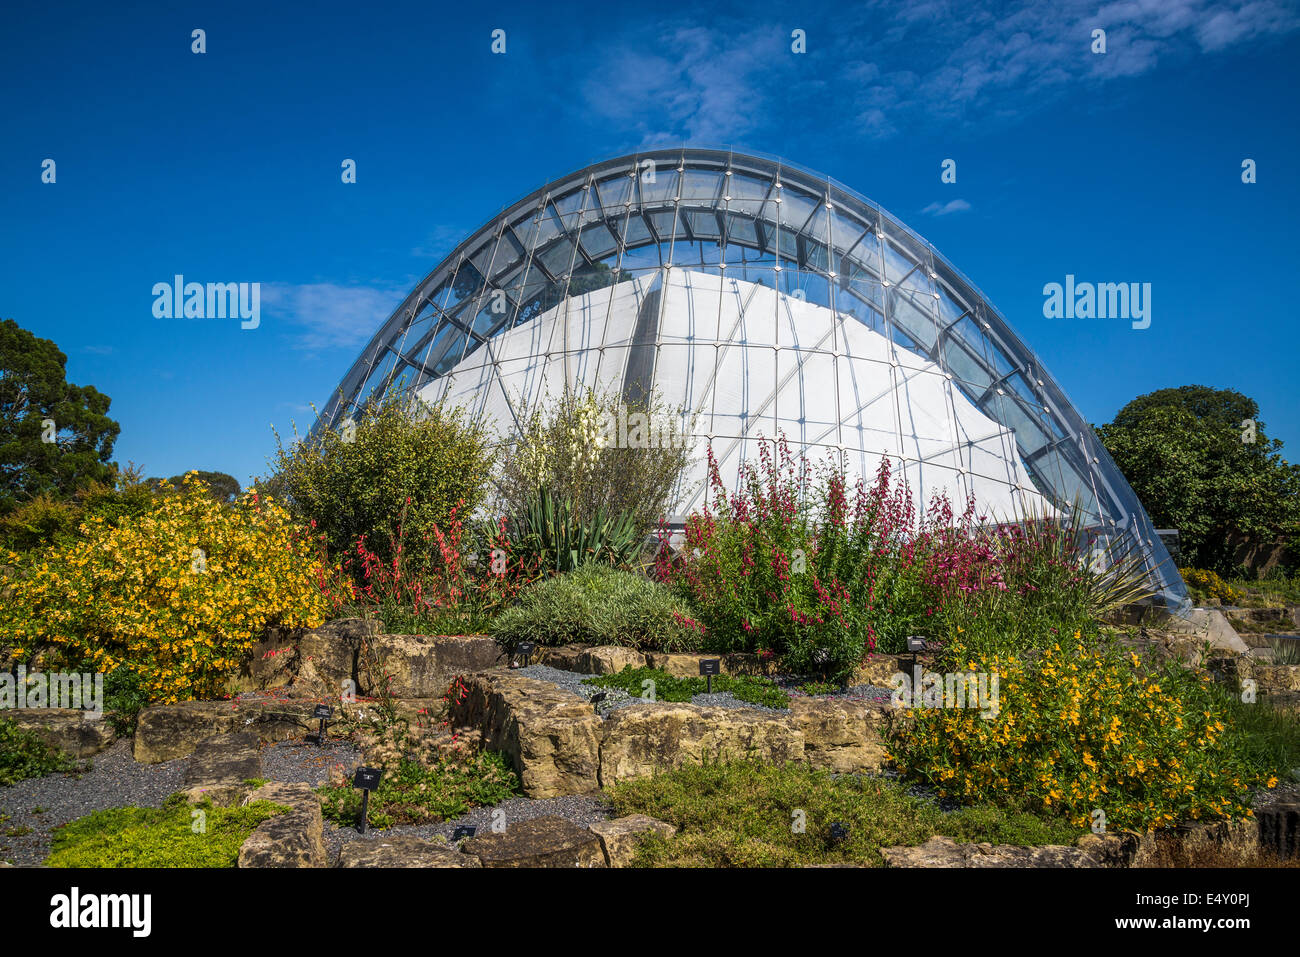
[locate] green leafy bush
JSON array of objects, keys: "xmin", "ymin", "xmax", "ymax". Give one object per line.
[
  {"xmin": 45, "ymin": 796, "xmax": 287, "ymax": 867},
  {"xmin": 491, "ymin": 563, "xmax": 703, "ymax": 654},
  {"xmin": 607, "ymin": 761, "xmax": 1083, "ymax": 867},
  {"xmin": 265, "ymin": 391, "xmax": 494, "ymax": 566},
  {"xmin": 0, "ymin": 717, "xmax": 78, "ymax": 785},
  {"xmin": 317, "ymin": 752, "xmax": 520, "ymax": 829},
  {"xmin": 583, "ymin": 666, "xmax": 789, "ymax": 709}
]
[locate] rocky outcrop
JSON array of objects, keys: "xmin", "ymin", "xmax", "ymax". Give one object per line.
[
  {"xmin": 337, "ymin": 835, "xmax": 481, "ymax": 868},
  {"xmin": 238, "ymin": 782, "xmax": 326, "ymax": 868},
  {"xmin": 578, "ymin": 646, "xmax": 646, "ymax": 675},
  {"xmin": 358, "ymin": 634, "xmax": 503, "ymax": 698},
  {"xmin": 134, "ymin": 699, "xmax": 321, "ymax": 763},
  {"xmin": 589, "ymin": 814, "xmax": 676, "ymax": 867},
  {"xmin": 2, "ymin": 708, "xmax": 116, "ymax": 758},
  {"xmin": 599, "ymin": 702, "xmax": 803, "ymax": 786},
  {"xmin": 449, "ymin": 672, "xmax": 603, "ymax": 798},
  {"xmin": 229, "ymin": 618, "xmax": 378, "ymax": 697},
  {"xmin": 881, "ymin": 835, "xmax": 1099, "ymax": 868},
  {"xmin": 461, "ymin": 816, "xmax": 606, "ymax": 868},
  {"xmin": 180, "ymin": 732, "xmax": 263, "ymax": 807},
  {"xmin": 788, "ymin": 697, "xmax": 891, "ymax": 773}
]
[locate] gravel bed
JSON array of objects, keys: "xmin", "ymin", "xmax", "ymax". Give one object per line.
[
  {"xmin": 323, "ymin": 793, "xmax": 614, "ymax": 863},
  {"xmin": 0, "ymin": 740, "xmax": 188, "ymax": 867},
  {"xmin": 516, "ymin": 663, "xmax": 894, "ymax": 714},
  {"xmin": 259, "ymin": 737, "xmax": 361, "ymax": 788}
]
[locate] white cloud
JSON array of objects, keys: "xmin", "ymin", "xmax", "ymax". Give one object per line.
[
  {"xmin": 922, "ymin": 199, "xmax": 973, "ymax": 216},
  {"xmin": 262, "ymin": 281, "xmax": 408, "ymax": 352}
]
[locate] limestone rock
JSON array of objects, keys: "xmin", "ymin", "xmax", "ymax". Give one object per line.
[
  {"xmin": 461, "ymin": 816, "xmax": 605, "ymax": 868},
  {"xmin": 880, "ymin": 835, "xmax": 1098, "ymax": 868},
  {"xmin": 337, "ymin": 835, "xmax": 481, "ymax": 868},
  {"xmin": 534, "ymin": 645, "xmax": 589, "ymax": 671},
  {"xmin": 1075, "ymin": 831, "xmax": 1142, "ymax": 867},
  {"xmin": 134, "ymin": 699, "xmax": 320, "ymax": 763},
  {"xmin": 359, "ymin": 634, "xmax": 503, "ymax": 698},
  {"xmin": 578, "ymin": 646, "xmax": 646, "ymax": 675},
  {"xmin": 599, "ymin": 702, "xmax": 803, "ymax": 786},
  {"xmin": 238, "ymin": 782, "xmax": 326, "ymax": 868},
  {"xmin": 589, "ymin": 814, "xmax": 676, "ymax": 867},
  {"xmin": 852, "ymin": 654, "xmax": 912, "ymax": 688},
  {"xmin": 1256, "ymin": 785, "xmax": 1300, "ymax": 860},
  {"xmin": 1254, "ymin": 664, "xmax": 1300, "ymax": 693},
  {"xmin": 2, "ymin": 708, "xmax": 115, "ymax": 758},
  {"xmin": 449, "ymin": 671, "xmax": 602, "ymax": 798},
  {"xmin": 788, "ymin": 697, "xmax": 890, "ymax": 773},
  {"xmin": 180, "ymin": 732, "xmax": 263, "ymax": 807}
]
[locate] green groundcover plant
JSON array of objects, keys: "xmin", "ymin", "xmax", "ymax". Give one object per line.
[
  {"xmin": 607, "ymin": 760, "xmax": 1084, "ymax": 867},
  {"xmin": 45, "ymin": 796, "xmax": 288, "ymax": 867},
  {"xmin": 317, "ymin": 751, "xmax": 520, "ymax": 830},
  {"xmin": 491, "ymin": 562, "xmax": 703, "ymax": 655},
  {"xmin": 583, "ymin": 666, "xmax": 790, "ymax": 710},
  {"xmin": 0, "ymin": 717, "xmax": 79, "ymax": 785}
]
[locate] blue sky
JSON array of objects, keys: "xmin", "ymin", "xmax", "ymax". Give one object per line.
[{"xmin": 2, "ymin": 0, "xmax": 1297, "ymax": 487}]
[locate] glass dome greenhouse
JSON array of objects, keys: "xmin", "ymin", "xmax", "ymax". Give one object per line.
[{"xmin": 313, "ymin": 147, "xmax": 1187, "ymax": 610}]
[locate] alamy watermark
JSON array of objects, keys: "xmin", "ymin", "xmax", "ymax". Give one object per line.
[
  {"xmin": 1, "ymin": 666, "xmax": 104, "ymax": 714},
  {"xmin": 152, "ymin": 275, "xmax": 260, "ymax": 329},
  {"xmin": 889, "ymin": 665, "xmax": 1000, "ymax": 719},
  {"xmin": 1042, "ymin": 275, "xmax": 1151, "ymax": 330},
  {"xmin": 597, "ymin": 404, "xmax": 689, "ymax": 449}
]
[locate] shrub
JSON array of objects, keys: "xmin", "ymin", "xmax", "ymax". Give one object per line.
[
  {"xmin": 0, "ymin": 474, "xmax": 332, "ymax": 703},
  {"xmin": 0, "ymin": 480, "xmax": 156, "ymax": 556},
  {"xmin": 491, "ymin": 563, "xmax": 703, "ymax": 654},
  {"xmin": 659, "ymin": 437, "xmax": 1153, "ymax": 676},
  {"xmin": 1180, "ymin": 567, "xmax": 1242, "ymax": 605},
  {"xmin": 607, "ymin": 761, "xmax": 1083, "ymax": 867},
  {"xmin": 0, "ymin": 717, "xmax": 78, "ymax": 785},
  {"xmin": 583, "ymin": 666, "xmax": 790, "ymax": 709},
  {"xmin": 317, "ymin": 501, "xmax": 542, "ymax": 636},
  {"xmin": 494, "ymin": 385, "xmax": 693, "ymax": 538},
  {"xmin": 45, "ymin": 796, "xmax": 287, "ymax": 867},
  {"xmin": 266, "ymin": 391, "xmax": 494, "ymax": 567},
  {"xmin": 887, "ymin": 640, "xmax": 1278, "ymax": 831}
]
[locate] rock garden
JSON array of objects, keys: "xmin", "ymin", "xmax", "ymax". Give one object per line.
[{"xmin": 3, "ymin": 386, "xmax": 1300, "ymax": 868}]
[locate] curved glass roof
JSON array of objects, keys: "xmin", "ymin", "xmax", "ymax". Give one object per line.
[{"xmin": 314, "ymin": 147, "xmax": 1187, "ymax": 609}]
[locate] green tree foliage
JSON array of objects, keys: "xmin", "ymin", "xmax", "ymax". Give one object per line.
[
  {"xmin": 0, "ymin": 319, "xmax": 120, "ymax": 513},
  {"xmin": 265, "ymin": 391, "xmax": 494, "ymax": 565},
  {"xmin": 151, "ymin": 470, "xmax": 241, "ymax": 503},
  {"xmin": 1097, "ymin": 385, "xmax": 1300, "ymax": 571}
]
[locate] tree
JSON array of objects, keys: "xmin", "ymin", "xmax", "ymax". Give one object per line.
[
  {"xmin": 264, "ymin": 392, "xmax": 495, "ymax": 564},
  {"xmin": 150, "ymin": 471, "xmax": 241, "ymax": 504},
  {"xmin": 1097, "ymin": 385, "xmax": 1300, "ymax": 571},
  {"xmin": 0, "ymin": 319, "xmax": 120, "ymax": 513}
]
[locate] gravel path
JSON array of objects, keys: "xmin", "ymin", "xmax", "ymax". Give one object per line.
[{"xmin": 0, "ymin": 741, "xmax": 188, "ymax": 867}]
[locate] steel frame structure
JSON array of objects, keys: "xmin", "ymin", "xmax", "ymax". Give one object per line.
[{"xmin": 313, "ymin": 147, "xmax": 1188, "ymax": 609}]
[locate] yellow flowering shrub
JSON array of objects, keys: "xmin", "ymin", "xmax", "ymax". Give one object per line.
[
  {"xmin": 888, "ymin": 641, "xmax": 1275, "ymax": 831},
  {"xmin": 1179, "ymin": 567, "xmax": 1242, "ymax": 605},
  {"xmin": 0, "ymin": 475, "xmax": 331, "ymax": 703}
]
